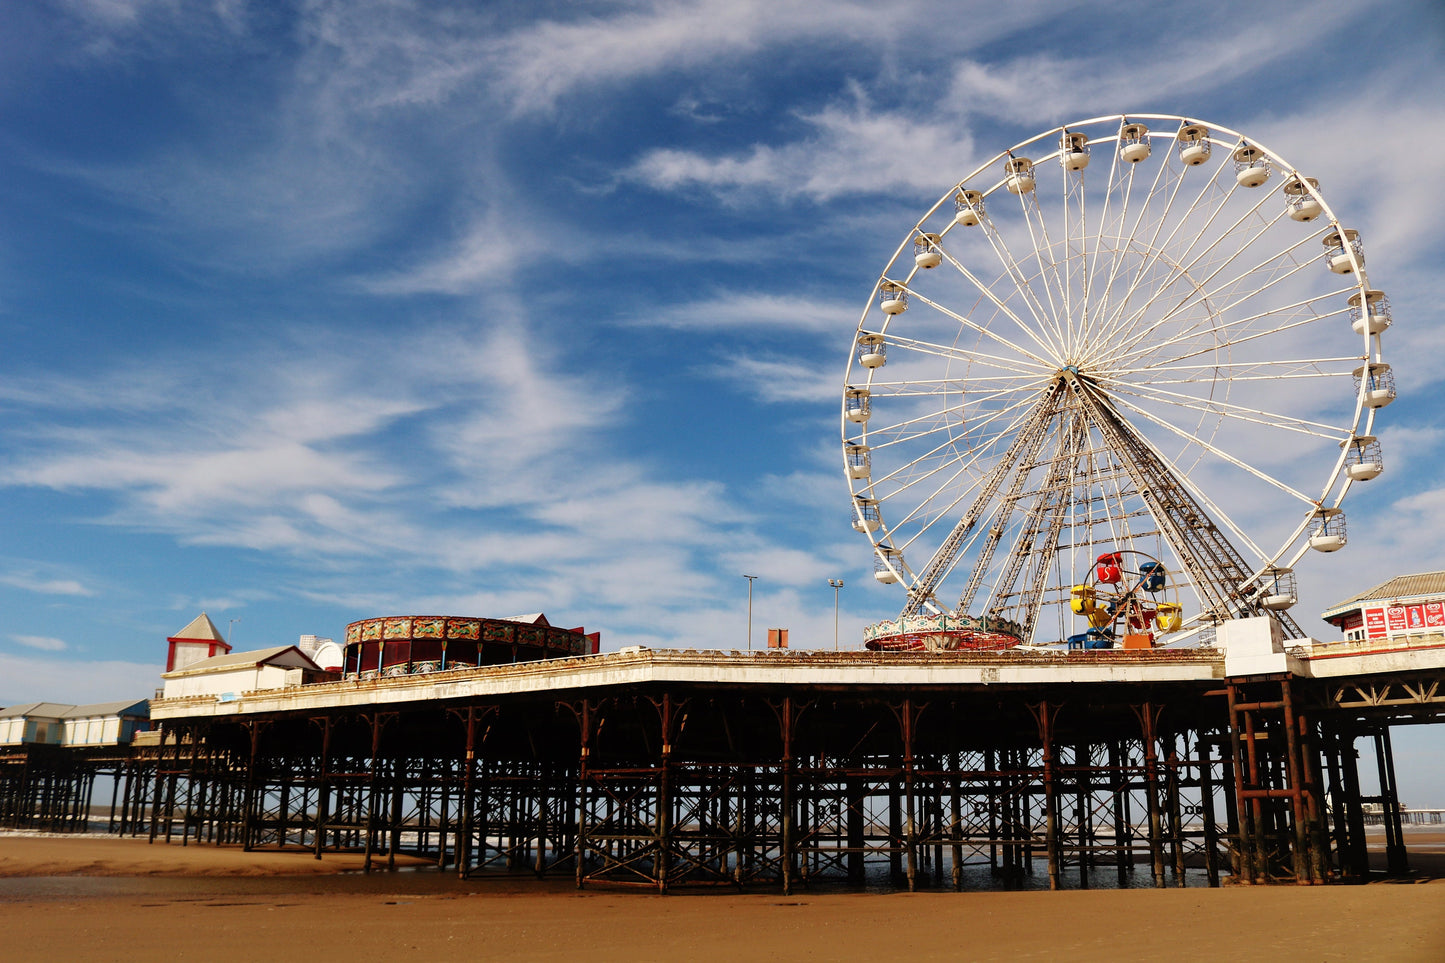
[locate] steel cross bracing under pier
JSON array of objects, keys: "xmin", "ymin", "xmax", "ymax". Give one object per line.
[
  {"xmin": 124, "ymin": 688, "xmax": 1232, "ymax": 892},
  {"xmin": 0, "ymin": 647, "xmax": 1410, "ymax": 891}
]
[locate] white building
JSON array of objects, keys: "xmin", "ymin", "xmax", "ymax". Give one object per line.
[
  {"xmin": 166, "ymin": 612, "xmax": 233, "ymax": 672},
  {"xmin": 160, "ymin": 646, "xmax": 329, "ymax": 700},
  {"xmin": 297, "ymin": 634, "xmax": 343, "ymax": 672},
  {"xmin": 0, "ymin": 700, "xmax": 150, "ymax": 747}
]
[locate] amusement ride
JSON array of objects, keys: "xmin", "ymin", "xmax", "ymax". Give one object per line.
[{"xmin": 843, "ymin": 114, "xmax": 1394, "ymax": 652}]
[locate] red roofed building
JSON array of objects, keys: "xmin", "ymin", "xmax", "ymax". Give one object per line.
[
  {"xmin": 1321, "ymin": 571, "xmax": 1445, "ymax": 643},
  {"xmin": 165, "ymin": 612, "xmax": 233, "ymax": 673}
]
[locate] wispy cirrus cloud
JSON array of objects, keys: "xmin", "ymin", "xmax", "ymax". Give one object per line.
[
  {"xmin": 640, "ymin": 292, "xmax": 857, "ymax": 332},
  {"xmin": 0, "ymin": 342, "xmax": 426, "ymax": 555},
  {"xmin": 627, "ymin": 90, "xmax": 982, "ymax": 201},
  {"xmin": 711, "ymin": 355, "xmax": 840, "ymax": 405},
  {"xmin": 483, "ymin": 0, "xmax": 890, "ymax": 116},
  {"xmin": 0, "ymin": 315, "xmax": 804, "ymax": 643},
  {"xmin": 0, "ymin": 572, "xmax": 93, "ymax": 596},
  {"xmin": 622, "ymin": 3, "xmax": 1400, "ymax": 206},
  {"xmin": 944, "ymin": 4, "xmax": 1357, "ymax": 127},
  {"xmin": 11, "ymin": 634, "xmax": 68, "ymax": 651}
]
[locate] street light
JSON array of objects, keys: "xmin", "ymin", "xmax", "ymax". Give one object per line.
[
  {"xmin": 743, "ymin": 575, "xmax": 758, "ymax": 650},
  {"xmin": 228, "ymin": 617, "xmax": 241, "ymax": 646},
  {"xmin": 828, "ymin": 579, "xmax": 844, "ymax": 651}
]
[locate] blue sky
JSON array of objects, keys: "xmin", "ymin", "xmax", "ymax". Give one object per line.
[{"xmin": 2, "ymin": 0, "xmax": 1443, "ymax": 796}]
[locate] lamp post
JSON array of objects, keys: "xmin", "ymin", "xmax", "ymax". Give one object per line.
[
  {"xmin": 228, "ymin": 617, "xmax": 241, "ymax": 646},
  {"xmin": 828, "ymin": 579, "xmax": 844, "ymax": 651},
  {"xmin": 743, "ymin": 575, "xmax": 758, "ymax": 650}
]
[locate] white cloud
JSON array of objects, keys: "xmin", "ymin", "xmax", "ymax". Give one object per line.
[
  {"xmin": 629, "ymin": 90, "xmax": 982, "ymax": 201},
  {"xmin": 192, "ymin": 595, "xmax": 256, "ymax": 613},
  {"xmin": 943, "ymin": 6, "xmax": 1368, "ymax": 127},
  {"xmin": 641, "ymin": 292, "xmax": 857, "ymax": 332},
  {"xmin": 483, "ymin": 1, "xmax": 888, "ymax": 116},
  {"xmin": 0, "ymin": 345, "xmax": 427, "ymax": 555},
  {"xmin": 10, "ymin": 634, "xmax": 68, "ymax": 652},
  {"xmin": 714, "ymin": 355, "xmax": 840, "ymax": 405},
  {"xmin": 49, "ymin": 0, "xmax": 251, "ymax": 62},
  {"xmin": 6, "ymin": 0, "xmax": 1436, "ymax": 667},
  {"xmin": 425, "ymin": 323, "xmax": 622, "ymax": 486},
  {"xmin": 0, "ymin": 314, "xmax": 829, "ymax": 650},
  {"xmin": 0, "ymin": 653, "xmax": 159, "ymax": 705},
  {"xmin": 623, "ymin": 4, "xmax": 1406, "ymax": 208},
  {"xmin": 0, "ymin": 573, "xmax": 93, "ymax": 596}
]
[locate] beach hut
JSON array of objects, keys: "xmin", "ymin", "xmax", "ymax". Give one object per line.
[
  {"xmin": 0, "ymin": 703, "xmax": 71, "ymax": 746},
  {"xmin": 60, "ymin": 701, "xmax": 150, "ymax": 746}
]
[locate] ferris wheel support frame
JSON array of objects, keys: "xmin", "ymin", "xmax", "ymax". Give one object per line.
[
  {"xmin": 983, "ymin": 411, "xmax": 1091, "ymax": 637},
  {"xmin": 1071, "ymin": 372, "xmax": 1306, "ymax": 638},
  {"xmin": 901, "ymin": 381, "xmax": 1067, "ymax": 618}
]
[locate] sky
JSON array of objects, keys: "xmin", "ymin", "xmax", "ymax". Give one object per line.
[{"xmin": 1, "ymin": 1, "xmax": 1443, "ymax": 796}]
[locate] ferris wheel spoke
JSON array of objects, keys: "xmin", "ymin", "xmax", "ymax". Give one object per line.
[
  {"xmin": 1102, "ymin": 389, "xmax": 1320, "ymax": 505},
  {"xmin": 867, "ymin": 381, "xmax": 1033, "ymax": 434},
  {"xmin": 1188, "ymin": 227, "xmax": 1326, "ymax": 320},
  {"xmin": 1091, "ymin": 141, "xmax": 1235, "ymax": 349},
  {"xmin": 1084, "ymin": 133, "xmax": 1176, "ymax": 350},
  {"xmin": 1101, "ymin": 224, "xmax": 1327, "ymax": 368},
  {"xmin": 1155, "ymin": 142, "xmax": 1263, "ymax": 272},
  {"xmin": 1024, "ymin": 170, "xmax": 1079, "ymax": 333},
  {"xmin": 980, "ymin": 410, "xmax": 1091, "ymax": 633},
  {"xmin": 871, "ymin": 372, "xmax": 1052, "ymax": 388},
  {"xmin": 1107, "ymin": 294, "xmax": 1352, "ymax": 375},
  {"xmin": 1097, "ymin": 198, "xmax": 1283, "ymax": 356},
  {"xmin": 897, "ymin": 385, "xmax": 1066, "ymax": 616},
  {"xmin": 954, "ymin": 419, "xmax": 1067, "ymax": 613},
  {"xmin": 1108, "ymin": 379, "xmax": 1353, "ymax": 444},
  {"xmin": 928, "ymin": 249, "xmax": 1064, "ymax": 364},
  {"xmin": 1139, "ymin": 371, "xmax": 1351, "ymax": 386},
  {"xmin": 1080, "ymin": 135, "xmax": 1128, "ymax": 355},
  {"xmin": 972, "ymin": 216, "xmax": 1069, "ymax": 360},
  {"xmin": 865, "ymin": 374, "xmax": 1056, "ymax": 393},
  {"xmin": 1198, "ymin": 236, "xmax": 1338, "ymax": 319},
  {"xmin": 880, "ymin": 325, "xmax": 1054, "ymax": 378},
  {"xmin": 1126, "ymin": 356, "xmax": 1362, "ymax": 384},
  {"xmin": 867, "ymin": 396, "xmax": 1041, "ymax": 497},
  {"xmin": 1077, "ymin": 382, "xmax": 1281, "ymax": 616},
  {"xmin": 1092, "ymin": 130, "xmax": 1197, "ymax": 338},
  {"xmin": 855, "ymin": 396, "xmax": 1040, "ymax": 477},
  {"xmin": 1012, "ymin": 191, "xmax": 1071, "ymax": 349},
  {"xmin": 1093, "ymin": 437, "xmax": 1134, "ymax": 549}
]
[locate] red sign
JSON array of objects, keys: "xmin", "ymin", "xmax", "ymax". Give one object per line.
[
  {"xmin": 1428, "ymin": 602, "xmax": 1445, "ymax": 628},
  {"xmin": 1387, "ymin": 605, "xmax": 1409, "ymax": 632},
  {"xmin": 1365, "ymin": 608, "xmax": 1388, "ymax": 638},
  {"xmin": 1341, "ymin": 611, "xmax": 1363, "ymax": 631},
  {"xmin": 1407, "ymin": 605, "xmax": 1427, "ymax": 630}
]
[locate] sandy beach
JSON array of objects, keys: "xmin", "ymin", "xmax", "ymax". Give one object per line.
[{"xmin": 1, "ymin": 833, "xmax": 1443, "ymax": 962}]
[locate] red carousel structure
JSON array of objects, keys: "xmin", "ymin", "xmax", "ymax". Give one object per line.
[{"xmin": 342, "ymin": 613, "xmax": 599, "ymax": 678}]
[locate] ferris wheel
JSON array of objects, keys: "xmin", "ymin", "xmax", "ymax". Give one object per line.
[{"xmin": 843, "ymin": 114, "xmax": 1393, "ymax": 648}]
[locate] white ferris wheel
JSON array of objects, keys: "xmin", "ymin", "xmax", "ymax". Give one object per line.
[{"xmin": 842, "ymin": 114, "xmax": 1394, "ymax": 649}]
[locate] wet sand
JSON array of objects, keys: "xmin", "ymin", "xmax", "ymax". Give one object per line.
[{"xmin": 1, "ymin": 833, "xmax": 1443, "ymax": 962}]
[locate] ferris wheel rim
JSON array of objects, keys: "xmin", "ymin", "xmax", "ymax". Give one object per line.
[{"xmin": 843, "ymin": 113, "xmax": 1387, "ymax": 639}]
